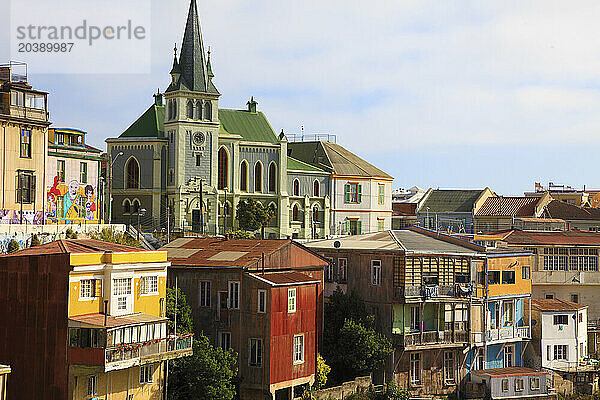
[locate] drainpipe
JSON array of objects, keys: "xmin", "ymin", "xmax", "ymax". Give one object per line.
[{"xmin": 104, "ymin": 300, "xmax": 109, "ymax": 326}]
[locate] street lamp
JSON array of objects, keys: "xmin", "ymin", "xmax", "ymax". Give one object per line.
[
  {"xmin": 108, "ymin": 151, "xmax": 124, "ymax": 225},
  {"xmin": 137, "ymin": 208, "xmax": 146, "ymax": 241}
]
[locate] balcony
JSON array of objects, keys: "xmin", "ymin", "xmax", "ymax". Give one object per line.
[
  {"xmin": 395, "ymin": 330, "xmax": 468, "ymax": 349},
  {"xmin": 472, "ymin": 326, "xmax": 530, "ymax": 344},
  {"xmin": 403, "ymin": 284, "xmax": 472, "ymax": 300},
  {"xmin": 104, "ymin": 335, "xmax": 193, "ymax": 371}
]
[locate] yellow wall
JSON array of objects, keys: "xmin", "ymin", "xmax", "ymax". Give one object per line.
[
  {"xmin": 68, "ymin": 272, "xmax": 104, "ymax": 317},
  {"xmin": 73, "ymin": 363, "xmax": 164, "ymax": 400},
  {"xmin": 133, "ymin": 275, "xmax": 167, "ymax": 317},
  {"xmin": 477, "ymin": 255, "xmax": 532, "ymax": 298},
  {"xmin": 70, "ymin": 251, "xmax": 167, "ymax": 267}
]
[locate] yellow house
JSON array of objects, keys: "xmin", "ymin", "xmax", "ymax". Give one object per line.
[
  {"xmin": 0, "ymin": 365, "xmax": 9, "ymax": 400},
  {"xmin": 0, "ymin": 239, "xmax": 192, "ymax": 400}
]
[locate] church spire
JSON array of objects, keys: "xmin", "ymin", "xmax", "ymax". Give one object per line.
[{"xmin": 177, "ymin": 0, "xmax": 218, "ymax": 94}]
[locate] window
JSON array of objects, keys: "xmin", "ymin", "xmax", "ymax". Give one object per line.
[
  {"xmin": 293, "ymin": 335, "xmax": 304, "ymax": 364},
  {"xmin": 515, "ymin": 378, "xmax": 524, "ymax": 392},
  {"xmin": 571, "ymin": 294, "xmax": 579, "ymax": 303},
  {"xmin": 476, "ymin": 349, "xmax": 485, "ymax": 370},
  {"xmin": 113, "ymin": 278, "xmax": 132, "ymax": 311},
  {"xmin": 288, "ymin": 288, "xmax": 296, "ymax": 313},
  {"xmin": 378, "ymin": 219, "xmax": 384, "ymax": 232},
  {"xmin": 410, "ymin": 353, "xmax": 421, "ymax": 385},
  {"xmin": 16, "ymin": 171, "xmax": 35, "ymax": 204},
  {"xmin": 140, "ymin": 364, "xmax": 153, "ymax": 383},
  {"xmin": 80, "ymin": 279, "xmax": 101, "ymax": 299},
  {"xmin": 502, "ymin": 271, "xmax": 515, "ymax": 284},
  {"xmin": 324, "ymin": 258, "xmax": 334, "ymax": 282},
  {"xmin": 219, "ymin": 332, "xmax": 231, "ymax": 350},
  {"xmin": 78, "ymin": 196, "xmax": 86, "ymax": 218},
  {"xmin": 554, "ymin": 344, "xmax": 568, "ymax": 360},
  {"xmin": 199, "ymin": 281, "xmax": 211, "ymax": 307},
  {"xmin": 141, "ymin": 276, "xmax": 158, "ymax": 295},
  {"xmin": 554, "ymin": 315, "xmax": 568, "ymax": 325},
  {"xmin": 123, "ymin": 199, "xmax": 131, "ymax": 214},
  {"xmin": 543, "ymin": 248, "xmax": 569, "ymax": 271},
  {"xmin": 132, "ymin": 199, "xmax": 140, "ymax": 214},
  {"xmin": 87, "ymin": 375, "xmax": 98, "ymax": 396},
  {"xmin": 268, "ymin": 163, "xmax": 277, "ymax": 192},
  {"xmin": 313, "ymin": 180, "xmax": 320, "ymax": 197},
  {"xmin": 11, "ymin": 91, "xmax": 24, "ymax": 106},
  {"xmin": 501, "ymin": 379, "xmax": 509, "ymax": 392},
  {"xmin": 545, "ymin": 293, "xmax": 554, "ymax": 299},
  {"xmin": 249, "ymin": 338, "xmax": 263, "ymax": 366},
  {"xmin": 126, "ymin": 158, "xmax": 140, "ymax": 189},
  {"xmin": 228, "ymin": 281, "xmax": 240, "ymax": 309},
  {"xmin": 547, "ymin": 345, "xmax": 552, "ymax": 361},
  {"xmin": 20, "ymin": 129, "xmax": 31, "ymax": 158},
  {"xmin": 444, "ymin": 351, "xmax": 455, "ymax": 384},
  {"xmin": 568, "ymin": 248, "xmax": 599, "ymax": 271},
  {"xmin": 218, "ymin": 147, "xmax": 228, "ymax": 190},
  {"xmin": 522, "ymin": 265, "xmax": 531, "ymax": 280},
  {"xmin": 504, "ymin": 345, "xmax": 514, "ymax": 367},
  {"xmin": 488, "ymin": 271, "xmax": 500, "ymax": 284},
  {"xmin": 378, "ymin": 184, "xmax": 385, "ymax": 205},
  {"xmin": 344, "ymin": 183, "xmax": 361, "ymax": 203},
  {"xmin": 80, "ymin": 162, "xmax": 88, "ymax": 184},
  {"xmin": 347, "ymin": 219, "xmax": 361, "ymax": 235},
  {"xmin": 195, "ymin": 154, "xmax": 201, "ymax": 167},
  {"xmin": 204, "ymin": 100, "xmax": 212, "ymax": 121},
  {"xmin": 254, "ymin": 162, "xmax": 262, "ymax": 192},
  {"xmin": 187, "ymin": 99, "xmax": 194, "ymax": 118},
  {"xmin": 292, "ymin": 204, "xmax": 301, "ymax": 222},
  {"xmin": 423, "ymin": 275, "xmax": 439, "ymax": 286},
  {"xmin": 502, "ymin": 301, "xmax": 514, "ymax": 326},
  {"xmin": 293, "ymin": 179, "xmax": 300, "ymax": 196},
  {"xmin": 530, "ymin": 377, "xmax": 541, "ymax": 390},
  {"xmin": 258, "ymin": 290, "xmax": 266, "ymax": 313},
  {"xmin": 455, "ymin": 273, "xmax": 469, "ymax": 284},
  {"xmin": 240, "ymin": 161, "xmax": 248, "ymax": 191},
  {"xmin": 371, "ymin": 260, "xmax": 382, "ymax": 286},
  {"xmin": 338, "ymin": 258, "xmax": 347, "ymax": 282},
  {"xmin": 410, "ymin": 305, "xmax": 421, "ymax": 332}
]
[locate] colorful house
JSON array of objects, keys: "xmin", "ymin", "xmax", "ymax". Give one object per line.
[
  {"xmin": 0, "ymin": 239, "xmax": 192, "ymax": 400},
  {"xmin": 46, "ymin": 128, "xmax": 102, "ymax": 224}
]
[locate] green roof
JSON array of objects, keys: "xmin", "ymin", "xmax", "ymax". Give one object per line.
[
  {"xmin": 218, "ymin": 109, "xmax": 279, "ymax": 144},
  {"xmin": 120, "ymin": 104, "xmax": 165, "ymax": 138},
  {"xmin": 287, "ymin": 156, "xmax": 325, "ymax": 172},
  {"xmin": 420, "ymin": 189, "xmax": 485, "ymax": 213}
]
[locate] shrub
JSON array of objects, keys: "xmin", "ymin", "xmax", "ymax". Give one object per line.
[
  {"xmin": 30, "ymin": 234, "xmax": 40, "ymax": 247},
  {"xmin": 7, "ymin": 239, "xmax": 20, "ymax": 253}
]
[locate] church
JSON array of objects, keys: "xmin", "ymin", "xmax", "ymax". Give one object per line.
[{"xmin": 106, "ymin": 0, "xmax": 392, "ymax": 238}]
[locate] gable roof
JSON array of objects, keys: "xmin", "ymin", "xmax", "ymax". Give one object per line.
[
  {"xmin": 218, "ymin": 109, "xmax": 279, "ymax": 144},
  {"xmin": 249, "ymin": 272, "xmax": 320, "ymax": 286},
  {"xmin": 420, "ymin": 189, "xmax": 485, "ymax": 213},
  {"xmin": 476, "ymin": 196, "xmax": 540, "ymax": 217},
  {"xmin": 502, "ymin": 229, "xmax": 600, "ymax": 246},
  {"xmin": 119, "ymin": 104, "xmax": 165, "ymax": 139},
  {"xmin": 3, "ymin": 239, "xmax": 145, "ymax": 257},
  {"xmin": 288, "ymin": 141, "xmax": 392, "ymax": 179},
  {"xmin": 545, "ymin": 200, "xmax": 600, "ymax": 221},
  {"xmin": 532, "ymin": 298, "xmax": 586, "ymax": 311},
  {"xmin": 287, "ymin": 156, "xmax": 325, "ymax": 172}
]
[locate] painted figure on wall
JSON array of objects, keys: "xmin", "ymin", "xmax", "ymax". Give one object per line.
[
  {"xmin": 85, "ymin": 185, "xmax": 96, "ymax": 220},
  {"xmin": 46, "ymin": 174, "xmax": 98, "ymax": 223}
]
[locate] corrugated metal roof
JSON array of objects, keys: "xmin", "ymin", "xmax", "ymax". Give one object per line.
[
  {"xmin": 532, "ymin": 298, "xmax": 586, "ymax": 311},
  {"xmin": 251, "ymin": 272, "xmax": 319, "ymax": 286},
  {"xmin": 420, "ymin": 189, "xmax": 485, "ymax": 213},
  {"xmin": 2, "ymin": 239, "xmax": 146, "ymax": 256},
  {"xmin": 475, "ymin": 196, "xmax": 539, "ymax": 217},
  {"xmin": 472, "ymin": 367, "xmax": 547, "ymax": 378},
  {"xmin": 218, "ymin": 109, "xmax": 279, "ymax": 144},
  {"xmin": 504, "ymin": 230, "xmax": 600, "ymax": 245},
  {"xmin": 119, "ymin": 104, "xmax": 165, "ymax": 138},
  {"xmin": 287, "ymin": 156, "xmax": 325, "ymax": 172},
  {"xmin": 546, "ymin": 200, "xmax": 600, "ymax": 220},
  {"xmin": 69, "ymin": 313, "xmax": 167, "ymax": 328}
]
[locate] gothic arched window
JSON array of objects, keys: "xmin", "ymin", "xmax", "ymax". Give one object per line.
[
  {"xmin": 218, "ymin": 147, "xmax": 228, "ymax": 190},
  {"xmin": 205, "ymin": 100, "xmax": 212, "ymax": 121},
  {"xmin": 313, "ymin": 205, "xmax": 320, "ymax": 222},
  {"xmin": 132, "ymin": 199, "xmax": 140, "ymax": 214},
  {"xmin": 293, "ymin": 179, "xmax": 300, "ymax": 196},
  {"xmin": 293, "ymin": 204, "xmax": 300, "ymax": 221},
  {"xmin": 268, "ymin": 163, "xmax": 277, "ymax": 192},
  {"xmin": 313, "ymin": 180, "xmax": 320, "ymax": 197},
  {"xmin": 126, "ymin": 158, "xmax": 140, "ymax": 189},
  {"xmin": 254, "ymin": 162, "xmax": 262, "ymax": 192},
  {"xmin": 196, "ymin": 100, "xmax": 203, "ymax": 120},
  {"xmin": 240, "ymin": 161, "xmax": 248, "ymax": 191},
  {"xmin": 123, "ymin": 199, "xmax": 131, "ymax": 214},
  {"xmin": 187, "ymin": 99, "xmax": 194, "ymax": 118}
]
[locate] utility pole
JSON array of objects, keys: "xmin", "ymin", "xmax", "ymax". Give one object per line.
[
  {"xmin": 199, "ymin": 179, "xmax": 204, "ymax": 235},
  {"xmin": 167, "ymin": 205, "xmax": 170, "ymax": 243}
]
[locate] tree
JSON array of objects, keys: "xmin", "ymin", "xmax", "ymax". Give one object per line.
[
  {"xmin": 166, "ymin": 287, "xmax": 238, "ymax": 400},
  {"xmin": 7, "ymin": 240, "xmax": 20, "ymax": 253},
  {"xmin": 30, "ymin": 234, "xmax": 40, "ymax": 247},
  {"xmin": 236, "ymin": 199, "xmax": 274, "ymax": 233},
  {"xmin": 65, "ymin": 228, "xmax": 78, "ymax": 239},
  {"xmin": 315, "ymin": 353, "xmax": 331, "ymax": 389},
  {"xmin": 323, "ymin": 288, "xmax": 392, "ymax": 384},
  {"xmin": 89, "ymin": 228, "xmax": 141, "ymax": 247}
]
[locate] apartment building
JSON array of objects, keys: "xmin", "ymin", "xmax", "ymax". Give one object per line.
[
  {"xmin": 0, "ymin": 239, "xmax": 192, "ymax": 400},
  {"xmin": 163, "ymin": 237, "xmax": 327, "ymax": 400},
  {"xmin": 0, "ymin": 61, "xmax": 50, "ymax": 225}
]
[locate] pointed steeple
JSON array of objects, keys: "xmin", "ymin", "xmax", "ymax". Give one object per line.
[
  {"xmin": 178, "ymin": 0, "xmax": 218, "ymax": 94},
  {"xmin": 170, "ymin": 44, "xmax": 181, "ymax": 77}
]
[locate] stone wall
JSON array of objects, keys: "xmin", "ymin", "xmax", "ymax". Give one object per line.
[{"xmin": 312, "ymin": 376, "xmax": 372, "ymax": 400}]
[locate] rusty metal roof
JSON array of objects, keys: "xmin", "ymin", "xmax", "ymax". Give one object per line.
[
  {"xmin": 69, "ymin": 313, "xmax": 167, "ymax": 329},
  {"xmin": 472, "ymin": 367, "xmax": 547, "ymax": 378},
  {"xmin": 3, "ymin": 239, "xmax": 146, "ymax": 256},
  {"xmin": 503, "ymin": 229, "xmax": 600, "ymax": 246},
  {"xmin": 532, "ymin": 298, "xmax": 586, "ymax": 311},
  {"xmin": 250, "ymin": 272, "xmax": 320, "ymax": 286}
]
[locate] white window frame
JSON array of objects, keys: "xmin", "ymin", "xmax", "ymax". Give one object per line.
[
  {"xmin": 410, "ymin": 352, "xmax": 422, "ymax": 385},
  {"xmin": 140, "ymin": 276, "xmax": 158, "ymax": 295},
  {"xmin": 249, "ymin": 338, "xmax": 263, "ymax": 366},
  {"xmin": 80, "ymin": 279, "xmax": 95, "ymax": 299},
  {"xmin": 199, "ymin": 281, "xmax": 211, "ymax": 307},
  {"xmin": 530, "ymin": 377, "xmax": 540, "ymax": 390},
  {"xmin": 515, "ymin": 378, "xmax": 524, "ymax": 392},
  {"xmin": 371, "ymin": 260, "xmax": 382, "ymax": 286},
  {"xmin": 501, "ymin": 378, "xmax": 509, "ymax": 392},
  {"xmin": 475, "ymin": 348, "xmax": 485, "ymax": 370},
  {"xmin": 554, "ymin": 344, "xmax": 568, "ymax": 361},
  {"xmin": 288, "ymin": 288, "xmax": 297, "ymax": 313},
  {"xmin": 444, "ymin": 351, "xmax": 455, "ymax": 384},
  {"xmin": 219, "ymin": 331, "xmax": 231, "ymax": 351},
  {"xmin": 228, "ymin": 281, "xmax": 240, "ymax": 310},
  {"xmin": 140, "ymin": 364, "xmax": 153, "ymax": 384},
  {"xmin": 504, "ymin": 344, "xmax": 514, "ymax": 367},
  {"xmin": 293, "ymin": 334, "xmax": 304, "ymax": 364},
  {"xmin": 87, "ymin": 375, "xmax": 98, "ymax": 396},
  {"xmin": 258, "ymin": 289, "xmax": 267, "ymax": 313}
]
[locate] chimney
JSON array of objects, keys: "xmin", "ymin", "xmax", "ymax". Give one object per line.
[{"xmin": 247, "ymin": 96, "xmax": 258, "ymax": 113}]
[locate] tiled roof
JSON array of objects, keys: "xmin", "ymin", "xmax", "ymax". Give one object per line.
[
  {"xmin": 546, "ymin": 200, "xmax": 600, "ymax": 221},
  {"xmin": 420, "ymin": 189, "xmax": 485, "ymax": 213},
  {"xmin": 288, "ymin": 141, "xmax": 392, "ymax": 179},
  {"xmin": 532, "ymin": 298, "xmax": 586, "ymax": 311},
  {"xmin": 250, "ymin": 272, "xmax": 320, "ymax": 286},
  {"xmin": 503, "ymin": 230, "xmax": 600, "ymax": 246},
  {"xmin": 69, "ymin": 313, "xmax": 167, "ymax": 328},
  {"xmin": 472, "ymin": 367, "xmax": 547, "ymax": 378},
  {"xmin": 392, "ymin": 203, "xmax": 417, "ymax": 216},
  {"xmin": 3, "ymin": 239, "xmax": 145, "ymax": 256},
  {"xmin": 475, "ymin": 196, "xmax": 539, "ymax": 217}
]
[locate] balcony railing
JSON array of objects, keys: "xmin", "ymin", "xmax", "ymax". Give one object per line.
[
  {"xmin": 472, "ymin": 326, "xmax": 530, "ymax": 343},
  {"xmin": 400, "ymin": 330, "xmax": 468, "ymax": 348},
  {"xmin": 104, "ymin": 335, "xmax": 193, "ymax": 371}
]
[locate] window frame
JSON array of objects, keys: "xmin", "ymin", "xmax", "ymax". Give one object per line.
[
  {"xmin": 20, "ymin": 129, "xmax": 31, "ymax": 158},
  {"xmin": 522, "ymin": 265, "xmax": 531, "ymax": 280},
  {"xmin": 378, "ymin": 184, "xmax": 385, "ymax": 205},
  {"xmin": 338, "ymin": 258, "xmax": 347, "ymax": 283},
  {"xmin": 199, "ymin": 281, "xmax": 211, "ymax": 307},
  {"xmin": 501, "ymin": 378, "xmax": 509, "ymax": 392},
  {"xmin": 249, "ymin": 338, "xmax": 263, "ymax": 366},
  {"xmin": 443, "ymin": 351, "xmax": 455, "ymax": 384},
  {"xmin": 553, "ymin": 314, "xmax": 568, "ymax": 325},
  {"xmin": 228, "ymin": 281, "xmax": 240, "ymax": 310},
  {"xmin": 140, "ymin": 276, "xmax": 158, "ymax": 295},
  {"xmin": 140, "ymin": 364, "xmax": 153, "ymax": 384},
  {"xmin": 530, "ymin": 377, "xmax": 540, "ymax": 391},
  {"xmin": 80, "ymin": 162, "xmax": 88, "ymax": 184},
  {"xmin": 293, "ymin": 334, "xmax": 304, "ymax": 364},
  {"xmin": 371, "ymin": 260, "xmax": 382, "ymax": 286},
  {"xmin": 258, "ymin": 289, "xmax": 267, "ymax": 313},
  {"xmin": 288, "ymin": 288, "xmax": 297, "ymax": 313},
  {"xmin": 87, "ymin": 374, "xmax": 98, "ymax": 396},
  {"xmin": 219, "ymin": 331, "xmax": 231, "ymax": 351},
  {"xmin": 515, "ymin": 378, "xmax": 524, "ymax": 392},
  {"xmin": 410, "ymin": 352, "xmax": 422, "ymax": 386}
]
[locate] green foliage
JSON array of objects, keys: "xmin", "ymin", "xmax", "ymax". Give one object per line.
[
  {"xmin": 384, "ymin": 382, "xmax": 410, "ymax": 400},
  {"xmin": 315, "ymin": 353, "xmax": 331, "ymax": 389},
  {"xmin": 236, "ymin": 199, "xmax": 275, "ymax": 232},
  {"xmin": 168, "ymin": 335, "xmax": 238, "ymax": 400},
  {"xmin": 65, "ymin": 228, "xmax": 78, "ymax": 239},
  {"xmin": 228, "ymin": 230, "xmax": 255, "ymax": 239},
  {"xmin": 89, "ymin": 228, "xmax": 141, "ymax": 247},
  {"xmin": 166, "ymin": 287, "xmax": 194, "ymax": 334},
  {"xmin": 7, "ymin": 239, "xmax": 20, "ymax": 253},
  {"xmin": 29, "ymin": 234, "xmax": 40, "ymax": 247},
  {"xmin": 322, "ymin": 288, "xmax": 392, "ymax": 384}
]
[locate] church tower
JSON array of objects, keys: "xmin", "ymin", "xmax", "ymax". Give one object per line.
[{"xmin": 164, "ymin": 0, "xmax": 220, "ymax": 231}]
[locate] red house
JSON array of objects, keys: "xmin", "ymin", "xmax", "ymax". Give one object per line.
[{"xmin": 164, "ymin": 238, "xmax": 327, "ymax": 400}]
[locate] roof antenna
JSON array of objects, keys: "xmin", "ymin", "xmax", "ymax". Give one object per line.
[{"xmin": 174, "ymin": 43, "xmax": 177, "ymax": 57}]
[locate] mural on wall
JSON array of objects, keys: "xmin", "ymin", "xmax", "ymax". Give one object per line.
[
  {"xmin": 0, "ymin": 210, "xmax": 44, "ymax": 225},
  {"xmin": 46, "ymin": 175, "xmax": 98, "ymax": 223},
  {"xmin": 0, "ymin": 232, "xmax": 53, "ymax": 253}
]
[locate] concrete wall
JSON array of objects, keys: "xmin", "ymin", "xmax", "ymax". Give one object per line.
[{"xmin": 312, "ymin": 376, "xmax": 371, "ymax": 400}]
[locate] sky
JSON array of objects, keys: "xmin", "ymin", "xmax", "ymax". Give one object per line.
[{"xmin": 2, "ymin": 0, "xmax": 600, "ymax": 195}]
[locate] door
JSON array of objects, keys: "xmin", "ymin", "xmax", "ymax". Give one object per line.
[
  {"xmin": 217, "ymin": 291, "xmax": 228, "ymax": 322},
  {"xmin": 410, "ymin": 305, "xmax": 421, "ymax": 332},
  {"xmin": 504, "ymin": 344, "xmax": 514, "ymax": 367},
  {"xmin": 192, "ymin": 210, "xmax": 201, "ymax": 233}
]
